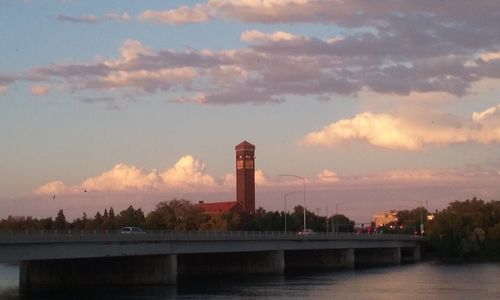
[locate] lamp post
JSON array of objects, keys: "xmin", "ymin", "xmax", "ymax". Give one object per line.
[
  {"xmin": 335, "ymin": 201, "xmax": 349, "ymax": 233},
  {"xmin": 284, "ymin": 191, "xmax": 301, "ymax": 233},
  {"xmin": 280, "ymin": 174, "xmax": 306, "ymax": 232}
]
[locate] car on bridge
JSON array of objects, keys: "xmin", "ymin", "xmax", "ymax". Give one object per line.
[
  {"xmin": 120, "ymin": 227, "xmax": 146, "ymax": 234},
  {"xmin": 298, "ymin": 229, "xmax": 315, "ymax": 235}
]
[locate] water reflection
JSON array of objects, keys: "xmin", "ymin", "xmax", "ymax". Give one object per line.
[{"xmin": 1, "ymin": 263, "xmax": 499, "ymax": 300}]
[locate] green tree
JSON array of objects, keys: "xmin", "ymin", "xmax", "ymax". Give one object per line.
[
  {"xmin": 329, "ymin": 214, "xmax": 355, "ymax": 233},
  {"xmin": 54, "ymin": 209, "xmax": 67, "ymax": 230},
  {"xmin": 145, "ymin": 199, "xmax": 205, "ymax": 231},
  {"xmin": 117, "ymin": 205, "xmax": 146, "ymax": 228},
  {"xmin": 244, "ymin": 208, "xmax": 284, "ymax": 231},
  {"xmin": 108, "ymin": 207, "xmax": 116, "ymax": 229},
  {"xmin": 39, "ymin": 217, "xmax": 54, "ymax": 230},
  {"xmin": 426, "ymin": 198, "xmax": 500, "ymax": 260},
  {"xmin": 93, "ymin": 212, "xmax": 103, "ymax": 229}
]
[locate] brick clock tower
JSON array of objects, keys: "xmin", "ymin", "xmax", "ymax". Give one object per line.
[{"xmin": 235, "ymin": 141, "xmax": 256, "ymax": 214}]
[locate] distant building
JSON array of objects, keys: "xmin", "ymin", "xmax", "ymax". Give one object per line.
[
  {"xmin": 197, "ymin": 201, "xmax": 241, "ymax": 216},
  {"xmin": 373, "ymin": 210, "xmax": 398, "ymax": 227},
  {"xmin": 198, "ymin": 141, "xmax": 256, "ymax": 215}
]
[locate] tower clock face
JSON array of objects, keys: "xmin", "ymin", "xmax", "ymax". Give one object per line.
[
  {"xmin": 237, "ymin": 160, "xmax": 244, "ymax": 169},
  {"xmin": 245, "ymin": 160, "xmax": 254, "ymax": 169}
]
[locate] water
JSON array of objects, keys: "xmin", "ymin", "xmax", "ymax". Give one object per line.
[{"xmin": 1, "ymin": 262, "xmax": 499, "ymax": 299}]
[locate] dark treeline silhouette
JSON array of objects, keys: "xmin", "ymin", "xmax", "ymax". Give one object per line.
[
  {"xmin": 426, "ymin": 197, "xmax": 500, "ymax": 261},
  {"xmin": 362, "ymin": 197, "xmax": 500, "ymax": 261},
  {"xmin": 0, "ymin": 198, "xmax": 354, "ymax": 233},
  {"xmin": 0, "ymin": 206, "xmax": 144, "ymax": 231},
  {"xmin": 243, "ymin": 205, "xmax": 354, "ymax": 232}
]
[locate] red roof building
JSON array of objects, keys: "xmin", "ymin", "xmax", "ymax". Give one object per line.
[
  {"xmin": 198, "ymin": 141, "xmax": 256, "ymax": 216},
  {"xmin": 197, "ymin": 201, "xmax": 241, "ymax": 216}
]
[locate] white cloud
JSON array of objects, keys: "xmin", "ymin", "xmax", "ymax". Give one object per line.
[
  {"xmin": 222, "ymin": 173, "xmax": 235, "ymax": 187},
  {"xmin": 35, "ymin": 156, "xmax": 217, "ymax": 195},
  {"xmin": 302, "ymin": 112, "xmax": 423, "ymax": 150},
  {"xmin": 255, "ymin": 169, "xmax": 271, "ymax": 186},
  {"xmin": 31, "ymin": 85, "xmax": 50, "ymax": 96},
  {"xmin": 138, "ymin": 4, "xmax": 212, "ymax": 24},
  {"xmin": 35, "ymin": 181, "xmax": 78, "ymax": 195},
  {"xmin": 479, "ymin": 52, "xmax": 500, "ymax": 62},
  {"xmin": 472, "ymin": 104, "xmax": 500, "ymax": 122},
  {"xmin": 81, "ymin": 163, "xmax": 161, "ymax": 192},
  {"xmin": 316, "ymin": 169, "xmax": 340, "ymax": 183},
  {"xmin": 302, "ymin": 106, "xmax": 500, "ymax": 151},
  {"xmin": 100, "ymin": 67, "xmax": 199, "ymax": 91},
  {"xmin": 160, "ymin": 155, "xmax": 216, "ymax": 190},
  {"xmin": 241, "ymin": 30, "xmax": 299, "ymax": 43},
  {"xmin": 121, "ymin": 39, "xmax": 152, "ymax": 62},
  {"xmin": 207, "ymin": 0, "xmax": 314, "ymax": 22}
]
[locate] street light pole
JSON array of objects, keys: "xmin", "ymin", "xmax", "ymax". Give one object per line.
[
  {"xmin": 419, "ymin": 201, "xmax": 424, "ymax": 235},
  {"xmin": 280, "ymin": 174, "xmax": 306, "ymax": 232},
  {"xmin": 284, "ymin": 191, "xmax": 301, "ymax": 233}
]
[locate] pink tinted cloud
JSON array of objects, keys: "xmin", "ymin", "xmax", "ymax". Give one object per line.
[
  {"xmin": 138, "ymin": 5, "xmax": 212, "ymax": 24},
  {"xmin": 302, "ymin": 105, "xmax": 500, "ymax": 150},
  {"xmin": 35, "ymin": 155, "xmax": 220, "ymax": 196},
  {"xmin": 3, "ymin": 0, "xmax": 500, "ymax": 106},
  {"xmin": 30, "ymin": 85, "xmax": 50, "ymax": 96},
  {"xmin": 14, "ymin": 31, "xmax": 500, "ymax": 105}
]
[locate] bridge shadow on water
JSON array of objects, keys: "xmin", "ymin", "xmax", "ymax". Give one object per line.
[
  {"xmin": 0, "ymin": 270, "xmax": 356, "ymax": 300},
  {"xmin": 0, "ymin": 264, "xmax": 412, "ymax": 300}
]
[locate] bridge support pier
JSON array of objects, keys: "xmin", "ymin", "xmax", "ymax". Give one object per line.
[
  {"xmin": 354, "ymin": 247, "xmax": 401, "ymax": 267},
  {"xmin": 284, "ymin": 248, "xmax": 355, "ymax": 271},
  {"xmin": 401, "ymin": 245, "xmax": 421, "ymax": 263},
  {"xmin": 19, "ymin": 254, "xmax": 177, "ymax": 293},
  {"xmin": 177, "ymin": 250, "xmax": 284, "ymax": 279}
]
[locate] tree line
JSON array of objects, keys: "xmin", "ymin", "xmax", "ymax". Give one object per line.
[
  {"xmin": 0, "ymin": 198, "xmax": 354, "ymax": 233},
  {"xmin": 425, "ymin": 197, "xmax": 500, "ymax": 261}
]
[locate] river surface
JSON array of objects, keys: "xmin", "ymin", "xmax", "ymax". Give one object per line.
[{"xmin": 1, "ymin": 262, "xmax": 499, "ymax": 299}]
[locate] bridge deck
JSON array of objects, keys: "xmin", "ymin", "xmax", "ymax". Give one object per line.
[
  {"xmin": 0, "ymin": 230, "xmax": 421, "ymax": 243},
  {"xmin": 0, "ymin": 230, "xmax": 421, "ymax": 263}
]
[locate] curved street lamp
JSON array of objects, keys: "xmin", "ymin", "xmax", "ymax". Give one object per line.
[{"xmin": 279, "ymin": 174, "xmax": 306, "ymax": 232}]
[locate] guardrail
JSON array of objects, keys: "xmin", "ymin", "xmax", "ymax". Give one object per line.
[{"xmin": 0, "ymin": 230, "xmax": 423, "ymax": 243}]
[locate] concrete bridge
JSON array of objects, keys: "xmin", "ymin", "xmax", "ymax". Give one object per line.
[{"xmin": 0, "ymin": 230, "xmax": 422, "ymax": 292}]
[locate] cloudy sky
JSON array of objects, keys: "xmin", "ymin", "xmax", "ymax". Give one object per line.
[{"xmin": 1, "ymin": 0, "xmax": 500, "ymax": 222}]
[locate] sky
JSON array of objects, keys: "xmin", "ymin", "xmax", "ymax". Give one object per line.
[{"xmin": 1, "ymin": 0, "xmax": 500, "ymax": 223}]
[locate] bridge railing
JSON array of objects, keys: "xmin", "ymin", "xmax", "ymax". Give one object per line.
[{"xmin": 0, "ymin": 229, "xmax": 422, "ymax": 243}]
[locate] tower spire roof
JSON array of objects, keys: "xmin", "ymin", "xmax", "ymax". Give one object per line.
[{"xmin": 235, "ymin": 140, "xmax": 255, "ymax": 150}]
